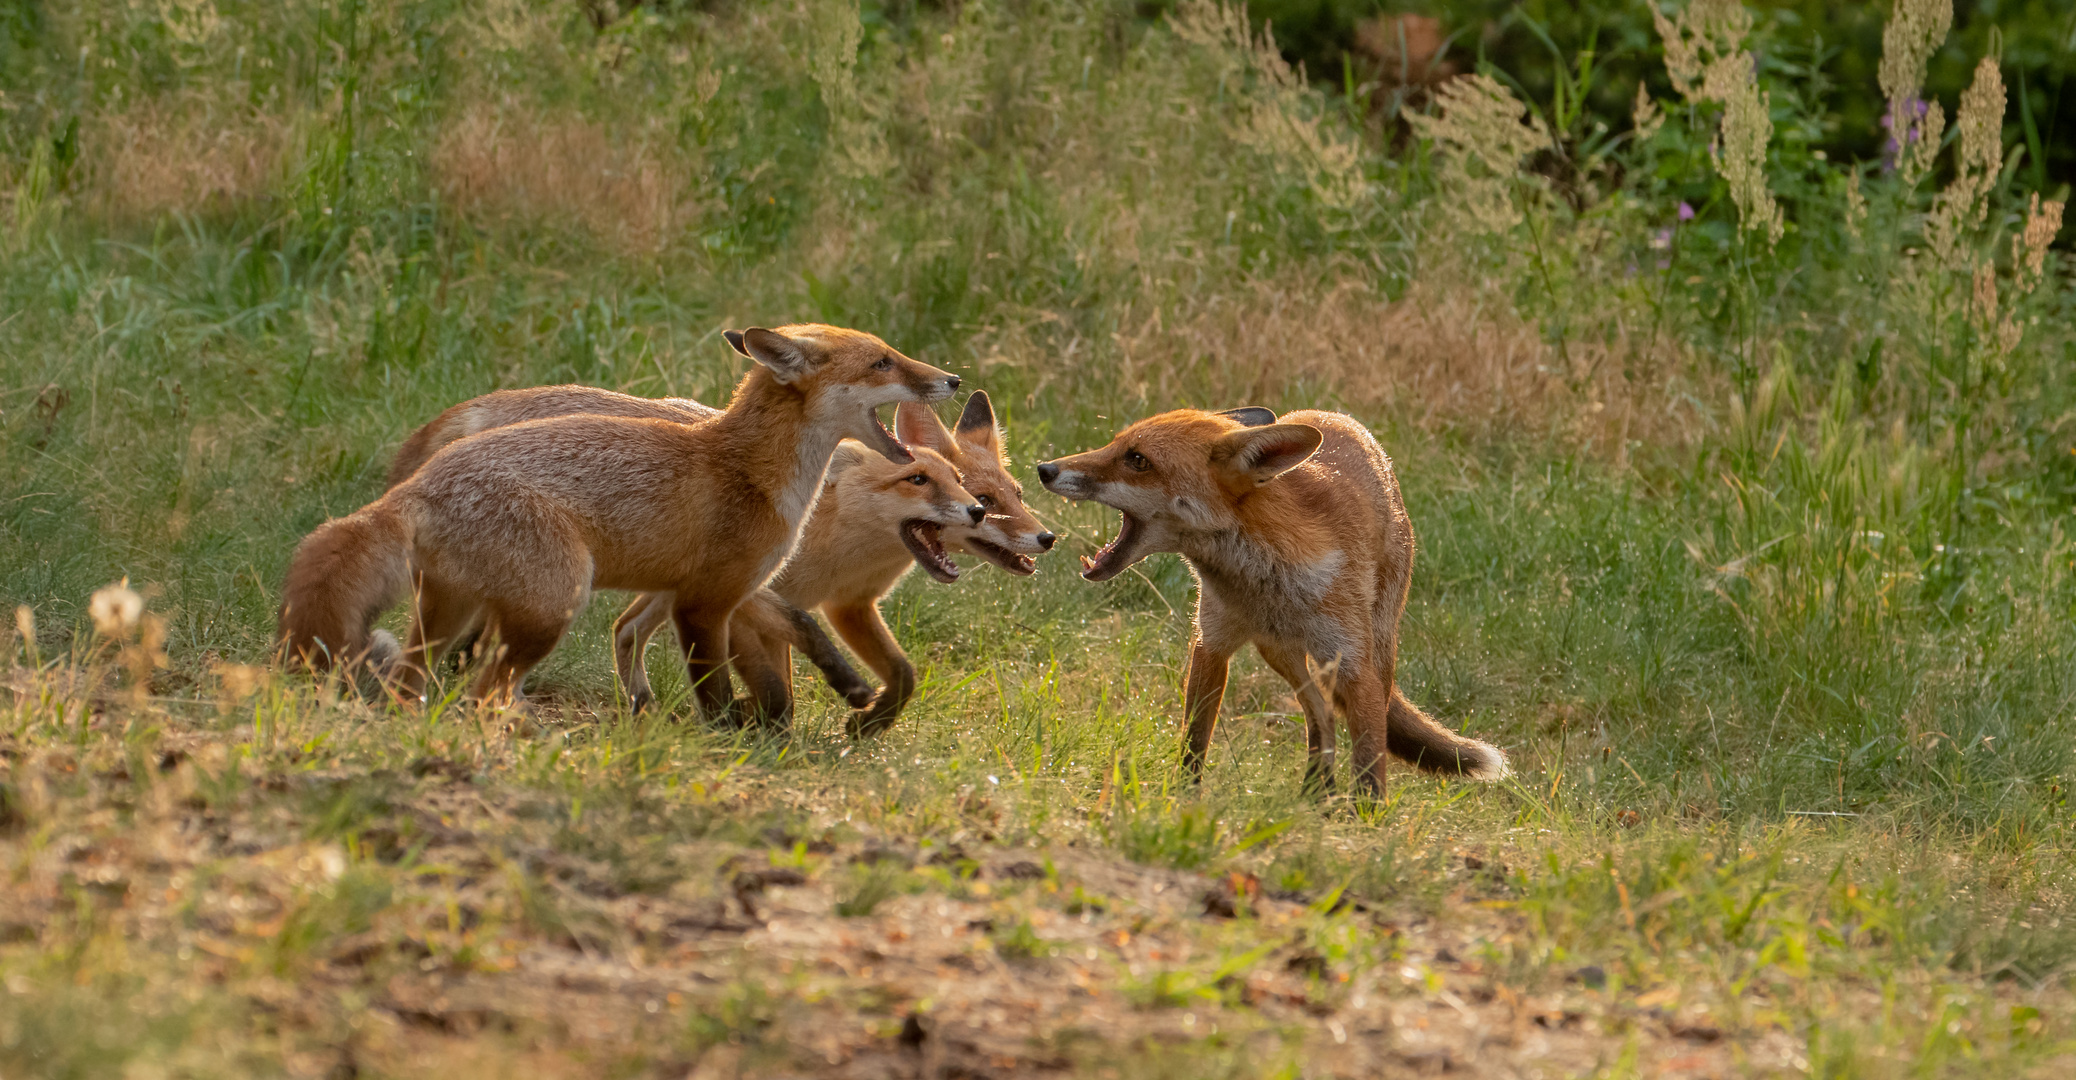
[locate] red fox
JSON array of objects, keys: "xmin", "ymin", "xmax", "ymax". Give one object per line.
[
  {"xmin": 384, "ymin": 385, "xmax": 883, "ymax": 714},
  {"xmin": 1036, "ymin": 407, "xmax": 1506, "ymax": 795},
  {"xmin": 394, "ymin": 385, "xmax": 1055, "ymax": 734},
  {"xmin": 278, "ymin": 324, "xmax": 959, "ymax": 717},
  {"xmin": 613, "ymin": 390, "xmax": 1055, "ymax": 736}
]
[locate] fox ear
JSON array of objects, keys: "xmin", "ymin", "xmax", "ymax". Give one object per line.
[
  {"xmin": 738, "ymin": 328, "xmax": 813, "ymax": 383},
  {"xmin": 1216, "ymin": 406, "xmax": 1278, "ymax": 428},
  {"xmin": 1213, "ymin": 423, "xmax": 1323, "ymax": 488},
  {"xmin": 954, "ymin": 391, "xmax": 1001, "ymax": 455},
  {"xmin": 895, "ymin": 401, "xmax": 956, "ymax": 454},
  {"xmin": 723, "ymin": 329, "xmax": 749, "ymax": 357}
]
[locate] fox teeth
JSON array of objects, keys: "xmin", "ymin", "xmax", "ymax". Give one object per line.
[{"xmin": 1080, "ymin": 555, "xmax": 1095, "ymax": 571}]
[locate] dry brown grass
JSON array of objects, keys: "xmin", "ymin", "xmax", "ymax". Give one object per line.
[
  {"xmin": 77, "ymin": 97, "xmax": 289, "ymax": 222},
  {"xmin": 432, "ymin": 102, "xmax": 712, "ymax": 255},
  {"xmin": 987, "ymin": 270, "xmax": 1709, "ymax": 458}
]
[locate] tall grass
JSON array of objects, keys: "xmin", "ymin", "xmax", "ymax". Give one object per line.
[
  {"xmin": 3, "ymin": 0, "xmax": 2070, "ymax": 825},
  {"xmin": 2, "ymin": 1, "xmax": 2074, "ymax": 1070}
]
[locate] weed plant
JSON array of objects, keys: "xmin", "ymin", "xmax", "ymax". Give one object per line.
[{"xmin": 2, "ymin": 1, "xmax": 2073, "ymax": 1075}]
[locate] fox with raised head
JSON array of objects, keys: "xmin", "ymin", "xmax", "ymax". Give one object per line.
[
  {"xmin": 614, "ymin": 390, "xmax": 1054, "ymax": 736},
  {"xmin": 278, "ymin": 324, "xmax": 960, "ymax": 717},
  {"xmin": 390, "ymin": 383, "xmax": 1055, "ymax": 735},
  {"xmin": 1037, "ymin": 407, "xmax": 1506, "ymax": 796}
]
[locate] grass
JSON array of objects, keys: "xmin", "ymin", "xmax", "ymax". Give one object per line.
[{"xmin": 4, "ymin": 0, "xmax": 2075, "ymax": 1076}]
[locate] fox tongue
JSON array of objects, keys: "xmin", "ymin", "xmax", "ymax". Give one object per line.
[
  {"xmin": 902, "ymin": 520, "xmax": 960, "ymax": 583},
  {"xmin": 1081, "ymin": 513, "xmax": 1141, "ymax": 582}
]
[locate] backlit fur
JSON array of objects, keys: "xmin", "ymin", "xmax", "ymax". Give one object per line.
[
  {"xmin": 1040, "ymin": 408, "xmax": 1508, "ymax": 796},
  {"xmin": 616, "ymin": 391, "xmax": 1055, "ymax": 736},
  {"xmin": 384, "ymin": 385, "xmax": 1052, "ymax": 734},
  {"xmin": 277, "ymin": 324, "xmax": 957, "ymax": 718}
]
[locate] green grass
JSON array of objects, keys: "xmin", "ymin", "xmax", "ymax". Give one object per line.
[{"xmin": 4, "ymin": 0, "xmax": 2075, "ymax": 1076}]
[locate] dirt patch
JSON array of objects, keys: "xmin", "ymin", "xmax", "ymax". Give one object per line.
[{"xmin": 0, "ymin": 727, "xmax": 1826, "ymax": 1078}]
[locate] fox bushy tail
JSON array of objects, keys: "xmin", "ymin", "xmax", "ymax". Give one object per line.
[
  {"xmin": 1386, "ymin": 690, "xmax": 1509, "ymax": 779},
  {"xmin": 277, "ymin": 503, "xmax": 412, "ymax": 676}
]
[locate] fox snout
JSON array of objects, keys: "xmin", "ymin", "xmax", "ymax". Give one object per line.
[
  {"xmin": 1036, "ymin": 460, "xmax": 1089, "ymax": 499},
  {"xmin": 965, "ymin": 503, "xmax": 986, "ymax": 525},
  {"xmin": 911, "ymin": 370, "xmax": 961, "ymax": 403}
]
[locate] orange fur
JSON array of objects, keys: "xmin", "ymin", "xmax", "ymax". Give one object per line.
[
  {"xmin": 277, "ymin": 324, "xmax": 959, "ymax": 718},
  {"xmin": 613, "ymin": 390, "xmax": 1055, "ymax": 735},
  {"xmin": 383, "ymin": 386, "xmax": 1054, "ymax": 732},
  {"xmin": 1038, "ymin": 407, "xmax": 1507, "ymax": 796}
]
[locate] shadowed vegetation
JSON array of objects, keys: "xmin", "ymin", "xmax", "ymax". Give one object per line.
[{"xmin": 3, "ymin": 0, "xmax": 2073, "ymax": 1075}]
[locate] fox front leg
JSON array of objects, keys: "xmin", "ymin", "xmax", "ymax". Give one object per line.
[
  {"xmin": 783, "ymin": 604, "xmax": 875, "ymax": 709},
  {"xmin": 1181, "ymin": 639, "xmax": 1234, "ymax": 782},
  {"xmin": 825, "ymin": 602, "xmax": 916, "ymax": 739}
]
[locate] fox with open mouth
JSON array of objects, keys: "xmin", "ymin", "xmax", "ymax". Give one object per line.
[
  {"xmin": 279, "ymin": 324, "xmax": 960, "ymax": 720},
  {"xmin": 383, "ymin": 380, "xmax": 1053, "ymax": 734},
  {"xmin": 1038, "ymin": 406, "xmax": 1507, "ymax": 797}
]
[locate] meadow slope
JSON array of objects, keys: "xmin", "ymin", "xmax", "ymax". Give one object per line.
[{"xmin": 4, "ymin": 1, "xmax": 2075, "ymax": 1076}]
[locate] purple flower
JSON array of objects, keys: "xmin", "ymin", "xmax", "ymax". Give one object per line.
[
  {"xmin": 1880, "ymin": 97, "xmax": 1930, "ymax": 171},
  {"xmin": 1678, "ymin": 201, "xmax": 1696, "ymax": 222}
]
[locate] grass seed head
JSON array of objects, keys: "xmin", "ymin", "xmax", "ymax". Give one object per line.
[
  {"xmin": 1709, "ymin": 54, "xmax": 1784, "ymax": 246},
  {"xmin": 1880, "ymin": 0, "xmax": 1953, "ymax": 185},
  {"xmin": 1406, "ymin": 74, "xmax": 1551, "ymax": 237},
  {"xmin": 1653, "ymin": 0, "xmax": 1754, "ymax": 104},
  {"xmin": 2013, "ymin": 193, "xmax": 2065, "ymax": 288},
  {"xmin": 88, "ymin": 580, "xmax": 144, "ymax": 639},
  {"xmin": 1631, "ymin": 82, "xmax": 1664, "ymax": 144}
]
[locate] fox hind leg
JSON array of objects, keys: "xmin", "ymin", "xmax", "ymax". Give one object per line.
[
  {"xmin": 1333, "ymin": 665, "xmax": 1392, "ymax": 801},
  {"xmin": 613, "ymin": 593, "xmax": 674, "ymax": 714},
  {"xmin": 671, "ymin": 602, "xmax": 737, "ymax": 722},
  {"xmin": 1257, "ymin": 641, "xmax": 1336, "ymax": 796}
]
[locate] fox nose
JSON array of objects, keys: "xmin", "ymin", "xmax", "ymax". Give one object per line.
[
  {"xmin": 946, "ymin": 374, "xmax": 961, "ymax": 392},
  {"xmin": 1036, "ymin": 461, "xmax": 1060, "ymax": 485},
  {"xmin": 1036, "ymin": 531, "xmax": 1056, "ymax": 550},
  {"xmin": 966, "ymin": 504, "xmax": 986, "ymax": 525}
]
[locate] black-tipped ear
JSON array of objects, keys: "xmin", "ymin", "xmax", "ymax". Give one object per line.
[
  {"xmin": 954, "ymin": 391, "xmax": 1001, "ymax": 455},
  {"xmin": 723, "ymin": 329, "xmax": 749, "ymax": 357},
  {"xmin": 739, "ymin": 327, "xmax": 813, "ymax": 383},
  {"xmin": 1217, "ymin": 406, "xmax": 1278, "ymax": 428},
  {"xmin": 955, "ymin": 390, "xmax": 996, "ymax": 434}
]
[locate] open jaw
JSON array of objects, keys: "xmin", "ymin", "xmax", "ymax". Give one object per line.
[
  {"xmin": 1079, "ymin": 511, "xmax": 1144, "ymax": 582},
  {"xmin": 864, "ymin": 406, "xmax": 914, "ymax": 463},
  {"xmin": 901, "ymin": 520, "xmax": 962, "ymax": 582},
  {"xmin": 959, "ymin": 537, "xmax": 1038, "ymax": 576}
]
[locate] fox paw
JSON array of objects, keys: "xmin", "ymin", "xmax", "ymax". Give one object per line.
[{"xmin": 845, "ymin": 703, "xmax": 902, "ymax": 740}]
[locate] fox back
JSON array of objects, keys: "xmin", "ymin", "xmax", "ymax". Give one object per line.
[{"xmin": 387, "ymin": 387, "xmax": 712, "ymax": 488}]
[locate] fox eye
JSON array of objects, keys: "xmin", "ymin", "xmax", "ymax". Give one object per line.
[
  {"xmin": 976, "ymin": 494, "xmax": 996, "ymax": 508},
  {"xmin": 908, "ymin": 474, "xmax": 929, "ymax": 485},
  {"xmin": 1123, "ymin": 449, "xmax": 1151, "ymax": 472},
  {"xmin": 873, "ymin": 356, "xmax": 894, "ymax": 371}
]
